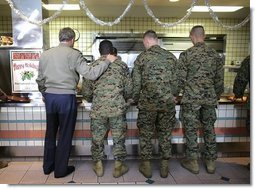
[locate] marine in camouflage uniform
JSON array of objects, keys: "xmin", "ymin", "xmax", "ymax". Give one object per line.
[
  {"xmin": 132, "ymin": 30, "xmax": 178, "ymax": 178},
  {"xmin": 233, "ymin": 55, "xmax": 250, "ymax": 129},
  {"xmin": 177, "ymin": 25, "xmax": 224, "ymax": 174},
  {"xmin": 82, "ymin": 40, "xmax": 132, "ymax": 177}
]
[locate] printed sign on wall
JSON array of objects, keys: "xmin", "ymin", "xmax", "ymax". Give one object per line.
[{"xmin": 10, "ymin": 50, "xmax": 41, "ymax": 93}]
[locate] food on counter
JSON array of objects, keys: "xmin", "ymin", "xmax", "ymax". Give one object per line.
[
  {"xmin": 227, "ymin": 96, "xmax": 247, "ymax": 102},
  {"xmin": 0, "ymin": 36, "xmax": 13, "ymax": 46},
  {"xmin": 6, "ymin": 95, "xmax": 30, "ymax": 103}
]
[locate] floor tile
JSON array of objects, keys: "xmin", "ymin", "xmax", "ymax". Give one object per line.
[
  {"xmin": 75, "ymin": 160, "xmax": 94, "ymax": 171},
  {"xmin": 200, "ymin": 179, "xmax": 230, "ymax": 184},
  {"xmin": 170, "ymin": 166, "xmax": 203, "ymax": 184},
  {"xmin": 230, "ymin": 164, "xmax": 250, "ymax": 178},
  {"xmin": 229, "ymin": 178, "xmax": 250, "ymax": 184},
  {"xmin": 150, "ymin": 171, "xmax": 176, "ymax": 184},
  {"xmin": 135, "ymin": 181, "xmax": 149, "ymax": 184},
  {"xmin": 5, "ymin": 162, "xmax": 32, "ymax": 171},
  {"xmin": 28, "ymin": 162, "xmax": 43, "ymax": 171},
  {"xmin": 123, "ymin": 168, "xmax": 147, "ymax": 182},
  {"xmin": 19, "ymin": 170, "xmax": 48, "ymax": 184},
  {"xmin": 0, "ymin": 170, "xmax": 26, "ymax": 184},
  {"xmin": 125, "ymin": 159, "xmax": 140, "ymax": 170},
  {"xmin": 73, "ymin": 170, "xmax": 98, "ymax": 183},
  {"xmin": 0, "ymin": 166, "xmax": 7, "ymax": 174},
  {"xmin": 0, "ymin": 157, "xmax": 250, "ymax": 185},
  {"xmin": 196, "ymin": 169, "xmax": 222, "ymax": 180},
  {"xmin": 118, "ymin": 182, "xmax": 136, "ymax": 184},
  {"xmin": 216, "ymin": 165, "xmax": 249, "ymax": 179}
]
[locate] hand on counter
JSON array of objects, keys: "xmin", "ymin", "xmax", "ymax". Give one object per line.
[{"xmin": 227, "ymin": 95, "xmax": 247, "ymax": 102}]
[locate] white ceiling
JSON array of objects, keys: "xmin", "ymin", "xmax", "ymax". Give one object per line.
[{"xmin": 0, "ymin": 0, "xmax": 250, "ymax": 18}]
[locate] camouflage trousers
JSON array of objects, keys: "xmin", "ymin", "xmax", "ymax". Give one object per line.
[
  {"xmin": 137, "ymin": 109, "xmax": 176, "ymax": 160},
  {"xmin": 90, "ymin": 115, "xmax": 127, "ymax": 161},
  {"xmin": 180, "ymin": 104, "xmax": 217, "ymax": 160}
]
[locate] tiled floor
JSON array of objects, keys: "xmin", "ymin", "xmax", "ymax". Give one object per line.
[{"xmin": 0, "ymin": 157, "xmax": 250, "ymax": 185}]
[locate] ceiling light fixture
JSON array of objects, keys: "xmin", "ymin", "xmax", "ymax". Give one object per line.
[
  {"xmin": 188, "ymin": 6, "xmax": 243, "ymax": 12},
  {"xmin": 169, "ymin": 0, "xmax": 180, "ymax": 2},
  {"xmin": 42, "ymin": 4, "xmax": 80, "ymax": 11}
]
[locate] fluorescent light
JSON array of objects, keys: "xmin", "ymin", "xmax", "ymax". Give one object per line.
[
  {"xmin": 187, "ymin": 6, "xmax": 243, "ymax": 12},
  {"xmin": 169, "ymin": 0, "xmax": 180, "ymax": 2},
  {"xmin": 42, "ymin": 4, "xmax": 80, "ymax": 10}
]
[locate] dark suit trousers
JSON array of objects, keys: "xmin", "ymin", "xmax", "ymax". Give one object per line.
[{"xmin": 43, "ymin": 93, "xmax": 77, "ymax": 176}]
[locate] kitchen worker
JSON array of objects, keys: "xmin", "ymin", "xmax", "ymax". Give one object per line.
[
  {"xmin": 132, "ymin": 30, "xmax": 178, "ymax": 178},
  {"xmin": 36, "ymin": 27, "xmax": 111, "ymax": 178},
  {"xmin": 177, "ymin": 25, "xmax": 224, "ymax": 174},
  {"xmin": 0, "ymin": 88, "xmax": 9, "ymax": 169},
  {"xmin": 82, "ymin": 40, "xmax": 132, "ymax": 178}
]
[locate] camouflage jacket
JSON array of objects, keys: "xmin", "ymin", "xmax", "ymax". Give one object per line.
[
  {"xmin": 131, "ymin": 45, "xmax": 178, "ymax": 111},
  {"xmin": 177, "ymin": 42, "xmax": 224, "ymax": 105},
  {"xmin": 82, "ymin": 56, "xmax": 132, "ymax": 118},
  {"xmin": 233, "ymin": 55, "xmax": 250, "ymax": 98}
]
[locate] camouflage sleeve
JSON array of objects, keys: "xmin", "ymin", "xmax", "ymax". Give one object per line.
[
  {"xmin": 123, "ymin": 65, "xmax": 132, "ymax": 100},
  {"xmin": 75, "ymin": 52, "xmax": 110, "ymax": 81},
  {"xmin": 214, "ymin": 55, "xmax": 224, "ymax": 99},
  {"xmin": 233, "ymin": 56, "xmax": 250, "ymax": 98},
  {"xmin": 176, "ymin": 51, "xmax": 188, "ymax": 94},
  {"xmin": 81, "ymin": 77, "xmax": 94, "ymax": 102},
  {"xmin": 131, "ymin": 58, "xmax": 142, "ymax": 103}
]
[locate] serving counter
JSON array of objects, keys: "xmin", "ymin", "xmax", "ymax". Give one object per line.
[{"xmin": 0, "ymin": 96, "xmax": 250, "ymax": 158}]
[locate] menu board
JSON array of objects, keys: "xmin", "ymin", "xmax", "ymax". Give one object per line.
[{"xmin": 10, "ymin": 50, "xmax": 41, "ymax": 93}]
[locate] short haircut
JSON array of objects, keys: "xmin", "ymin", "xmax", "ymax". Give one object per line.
[
  {"xmin": 143, "ymin": 30, "xmax": 158, "ymax": 39},
  {"xmin": 112, "ymin": 47, "xmax": 118, "ymax": 56},
  {"xmin": 190, "ymin": 25, "xmax": 205, "ymax": 36},
  {"xmin": 99, "ymin": 40, "xmax": 113, "ymax": 55},
  {"xmin": 59, "ymin": 27, "xmax": 75, "ymax": 42}
]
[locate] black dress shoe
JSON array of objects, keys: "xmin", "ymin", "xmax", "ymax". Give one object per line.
[
  {"xmin": 54, "ymin": 166, "xmax": 75, "ymax": 178},
  {"xmin": 44, "ymin": 167, "xmax": 54, "ymax": 175}
]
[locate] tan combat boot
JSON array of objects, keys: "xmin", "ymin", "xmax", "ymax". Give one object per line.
[
  {"xmin": 113, "ymin": 160, "xmax": 129, "ymax": 178},
  {"xmin": 93, "ymin": 160, "xmax": 104, "ymax": 177},
  {"xmin": 160, "ymin": 159, "xmax": 169, "ymax": 178},
  {"xmin": 205, "ymin": 159, "xmax": 216, "ymax": 174},
  {"xmin": 0, "ymin": 161, "xmax": 8, "ymax": 169},
  {"xmin": 181, "ymin": 159, "xmax": 199, "ymax": 174},
  {"xmin": 139, "ymin": 160, "xmax": 152, "ymax": 178}
]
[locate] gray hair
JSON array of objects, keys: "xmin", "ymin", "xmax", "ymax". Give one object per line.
[{"xmin": 59, "ymin": 27, "xmax": 75, "ymax": 42}]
